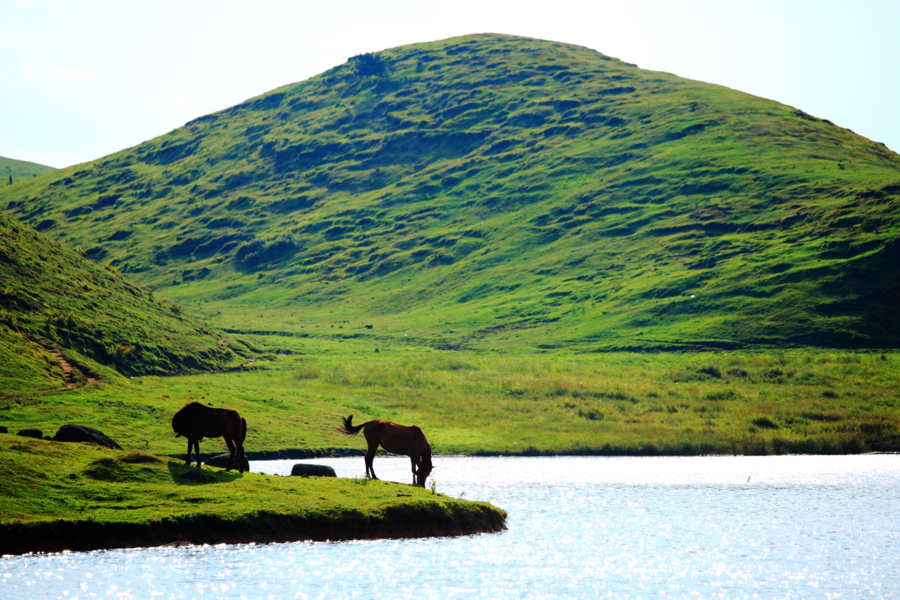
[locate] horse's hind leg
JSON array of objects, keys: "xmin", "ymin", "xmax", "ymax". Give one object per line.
[
  {"xmin": 365, "ymin": 444, "xmax": 378, "ymax": 480},
  {"xmin": 185, "ymin": 438, "xmax": 193, "ymax": 466},
  {"xmin": 236, "ymin": 439, "xmax": 245, "ymax": 474},
  {"xmin": 224, "ymin": 436, "xmax": 236, "ymax": 472},
  {"xmin": 228, "ymin": 432, "xmax": 245, "ymax": 474}
]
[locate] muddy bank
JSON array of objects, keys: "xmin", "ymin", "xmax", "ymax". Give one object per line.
[{"xmin": 0, "ymin": 501, "xmax": 506, "ymax": 556}]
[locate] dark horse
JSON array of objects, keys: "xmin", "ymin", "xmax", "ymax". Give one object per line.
[
  {"xmin": 338, "ymin": 415, "xmax": 433, "ymax": 486},
  {"xmin": 172, "ymin": 402, "xmax": 247, "ymax": 473}
]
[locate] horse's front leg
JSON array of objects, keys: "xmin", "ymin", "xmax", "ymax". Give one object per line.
[
  {"xmin": 193, "ymin": 439, "xmax": 202, "ymax": 469},
  {"xmin": 185, "ymin": 437, "xmax": 193, "ymax": 466},
  {"xmin": 410, "ymin": 456, "xmax": 418, "ymax": 486}
]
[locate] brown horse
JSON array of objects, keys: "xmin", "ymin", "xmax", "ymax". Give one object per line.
[
  {"xmin": 172, "ymin": 402, "xmax": 247, "ymax": 473},
  {"xmin": 338, "ymin": 415, "xmax": 433, "ymax": 486}
]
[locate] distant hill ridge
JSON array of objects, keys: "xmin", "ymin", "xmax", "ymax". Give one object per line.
[
  {"xmin": 1, "ymin": 33, "xmax": 898, "ymax": 351},
  {"xmin": 0, "ymin": 155, "xmax": 55, "ymax": 187}
]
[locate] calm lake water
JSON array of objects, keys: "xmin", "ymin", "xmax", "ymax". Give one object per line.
[{"xmin": 2, "ymin": 455, "xmax": 899, "ymax": 599}]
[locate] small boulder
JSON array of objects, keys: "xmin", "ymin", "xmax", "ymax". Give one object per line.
[
  {"xmin": 204, "ymin": 452, "xmax": 250, "ymax": 472},
  {"xmin": 16, "ymin": 429, "xmax": 43, "ymax": 439},
  {"xmin": 291, "ymin": 463, "xmax": 337, "ymax": 478},
  {"xmin": 180, "ymin": 468, "xmax": 206, "ymax": 482},
  {"xmin": 0, "ymin": 425, "xmax": 8, "ymax": 434},
  {"xmin": 53, "ymin": 424, "xmax": 122, "ymax": 450}
]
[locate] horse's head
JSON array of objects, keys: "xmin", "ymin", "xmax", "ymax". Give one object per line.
[{"xmin": 417, "ymin": 452, "xmax": 433, "ymax": 487}]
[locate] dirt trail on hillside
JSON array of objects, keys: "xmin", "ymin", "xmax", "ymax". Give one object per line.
[
  {"xmin": 47, "ymin": 348, "xmax": 97, "ymax": 388},
  {"xmin": 0, "ymin": 341, "xmax": 100, "ymax": 399}
]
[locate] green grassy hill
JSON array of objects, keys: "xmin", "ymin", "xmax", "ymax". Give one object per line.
[
  {"xmin": 0, "ymin": 210, "xmax": 249, "ymax": 393},
  {"xmin": 2, "ymin": 33, "xmax": 898, "ymax": 351},
  {"xmin": 0, "ymin": 155, "xmax": 55, "ymax": 187}
]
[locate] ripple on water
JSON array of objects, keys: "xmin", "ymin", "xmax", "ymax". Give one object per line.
[{"xmin": 2, "ymin": 455, "xmax": 899, "ymax": 599}]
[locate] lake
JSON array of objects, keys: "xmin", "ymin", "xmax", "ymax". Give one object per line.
[{"xmin": 2, "ymin": 455, "xmax": 899, "ymax": 598}]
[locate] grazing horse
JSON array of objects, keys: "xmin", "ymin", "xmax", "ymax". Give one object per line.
[
  {"xmin": 172, "ymin": 402, "xmax": 247, "ymax": 473},
  {"xmin": 338, "ymin": 415, "xmax": 433, "ymax": 486}
]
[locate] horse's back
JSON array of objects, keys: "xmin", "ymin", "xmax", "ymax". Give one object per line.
[
  {"xmin": 173, "ymin": 403, "xmax": 243, "ymax": 438},
  {"xmin": 369, "ymin": 420, "xmax": 428, "ymax": 456}
]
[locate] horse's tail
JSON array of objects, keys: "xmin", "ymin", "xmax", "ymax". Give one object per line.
[
  {"xmin": 241, "ymin": 417, "xmax": 247, "ymax": 444},
  {"xmin": 338, "ymin": 414, "xmax": 367, "ymax": 437}
]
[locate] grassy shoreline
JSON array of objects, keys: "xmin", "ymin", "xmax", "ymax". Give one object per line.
[
  {"xmin": 0, "ymin": 437, "xmax": 506, "ymax": 556},
  {"xmin": 2, "ymin": 346, "xmax": 898, "ymax": 458}
]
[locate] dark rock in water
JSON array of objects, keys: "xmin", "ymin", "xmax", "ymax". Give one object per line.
[
  {"xmin": 291, "ymin": 463, "xmax": 337, "ymax": 477},
  {"xmin": 53, "ymin": 424, "xmax": 122, "ymax": 450},
  {"xmin": 0, "ymin": 425, "xmax": 7, "ymax": 434},
  {"xmin": 204, "ymin": 452, "xmax": 250, "ymax": 472},
  {"xmin": 16, "ymin": 429, "xmax": 42, "ymax": 439}
]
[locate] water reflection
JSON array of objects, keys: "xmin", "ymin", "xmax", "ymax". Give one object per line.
[{"xmin": 2, "ymin": 455, "xmax": 899, "ymax": 598}]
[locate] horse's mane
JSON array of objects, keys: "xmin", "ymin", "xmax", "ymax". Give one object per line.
[{"xmin": 171, "ymin": 404, "xmax": 190, "ymax": 437}]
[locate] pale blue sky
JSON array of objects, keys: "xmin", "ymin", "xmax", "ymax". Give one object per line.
[{"xmin": 2, "ymin": 0, "xmax": 898, "ymax": 168}]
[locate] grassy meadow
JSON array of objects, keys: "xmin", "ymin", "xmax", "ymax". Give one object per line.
[{"xmin": 2, "ymin": 337, "xmax": 897, "ymax": 458}]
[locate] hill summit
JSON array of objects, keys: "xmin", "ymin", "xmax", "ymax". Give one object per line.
[{"xmin": 2, "ymin": 34, "xmax": 899, "ymax": 351}]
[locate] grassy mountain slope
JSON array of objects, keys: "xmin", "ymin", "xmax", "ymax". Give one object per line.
[
  {"xmin": 2, "ymin": 33, "xmax": 898, "ymax": 351},
  {"xmin": 0, "ymin": 155, "xmax": 55, "ymax": 188},
  {"xmin": 0, "ymin": 211, "xmax": 247, "ymax": 393}
]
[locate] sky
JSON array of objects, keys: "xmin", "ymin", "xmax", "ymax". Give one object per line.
[{"xmin": 2, "ymin": 0, "xmax": 899, "ymax": 169}]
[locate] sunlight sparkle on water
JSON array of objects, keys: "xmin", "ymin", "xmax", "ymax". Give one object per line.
[{"xmin": 2, "ymin": 455, "xmax": 899, "ymax": 598}]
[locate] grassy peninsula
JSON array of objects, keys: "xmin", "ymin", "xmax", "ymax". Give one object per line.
[{"xmin": 0, "ymin": 435, "xmax": 506, "ymax": 555}]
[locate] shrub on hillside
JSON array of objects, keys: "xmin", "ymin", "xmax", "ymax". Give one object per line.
[
  {"xmin": 349, "ymin": 53, "xmax": 390, "ymax": 78},
  {"xmin": 233, "ymin": 236, "xmax": 299, "ymax": 272}
]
